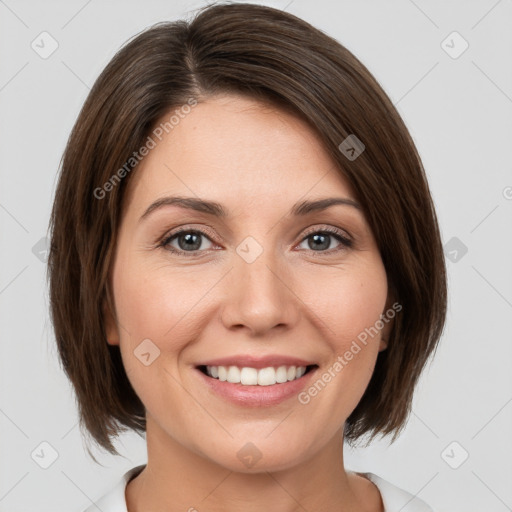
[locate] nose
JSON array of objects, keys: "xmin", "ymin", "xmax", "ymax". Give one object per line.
[{"xmin": 220, "ymin": 248, "xmax": 301, "ymax": 337}]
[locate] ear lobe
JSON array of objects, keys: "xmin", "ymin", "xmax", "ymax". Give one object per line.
[
  {"xmin": 378, "ymin": 337, "xmax": 388, "ymax": 352},
  {"xmin": 379, "ymin": 316, "xmax": 392, "ymax": 351},
  {"xmin": 103, "ymin": 290, "xmax": 120, "ymax": 346},
  {"xmin": 379, "ymin": 294, "xmax": 396, "ymax": 352}
]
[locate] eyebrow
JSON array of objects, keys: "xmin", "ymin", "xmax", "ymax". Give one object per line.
[{"xmin": 139, "ymin": 195, "xmax": 361, "ymax": 222}]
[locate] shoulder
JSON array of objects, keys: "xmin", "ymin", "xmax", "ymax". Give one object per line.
[
  {"xmin": 358, "ymin": 472, "xmax": 435, "ymax": 512},
  {"xmin": 81, "ymin": 465, "xmax": 146, "ymax": 512}
]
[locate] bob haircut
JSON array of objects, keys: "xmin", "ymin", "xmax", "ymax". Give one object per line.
[{"xmin": 48, "ymin": 1, "xmax": 447, "ymax": 456}]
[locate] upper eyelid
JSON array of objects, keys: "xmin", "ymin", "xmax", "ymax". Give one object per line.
[{"xmin": 301, "ymin": 225, "xmax": 351, "ymax": 240}]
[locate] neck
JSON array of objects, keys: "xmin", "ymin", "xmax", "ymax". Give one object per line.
[{"xmin": 125, "ymin": 416, "xmax": 382, "ymax": 512}]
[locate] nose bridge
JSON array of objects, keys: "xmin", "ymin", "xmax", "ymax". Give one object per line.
[{"xmin": 220, "ymin": 234, "xmax": 298, "ymax": 335}]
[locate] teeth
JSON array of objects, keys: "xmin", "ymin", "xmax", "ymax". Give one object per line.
[
  {"xmin": 218, "ymin": 366, "xmax": 227, "ymax": 381},
  {"xmin": 205, "ymin": 365, "xmax": 308, "ymax": 386},
  {"xmin": 241, "ymin": 367, "xmax": 258, "ymax": 385}
]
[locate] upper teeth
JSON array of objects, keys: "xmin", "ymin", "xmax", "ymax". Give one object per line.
[{"xmin": 206, "ymin": 365, "xmax": 307, "ymax": 386}]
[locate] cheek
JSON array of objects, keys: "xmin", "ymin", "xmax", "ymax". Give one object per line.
[
  {"xmin": 295, "ymin": 257, "xmax": 388, "ymax": 410},
  {"xmin": 113, "ymin": 252, "xmax": 207, "ymax": 341},
  {"xmin": 111, "ymin": 253, "xmax": 219, "ymax": 388},
  {"xmin": 110, "ymin": 254, "xmax": 227, "ymax": 442},
  {"xmin": 301, "ymin": 257, "xmax": 388, "ymax": 346},
  {"xmin": 110, "ymin": 259, "xmax": 192, "ymax": 415}
]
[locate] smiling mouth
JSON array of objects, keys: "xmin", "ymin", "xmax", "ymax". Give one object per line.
[{"xmin": 196, "ymin": 364, "xmax": 318, "ymax": 386}]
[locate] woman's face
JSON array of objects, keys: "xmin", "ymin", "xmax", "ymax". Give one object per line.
[{"xmin": 106, "ymin": 94, "xmax": 390, "ymax": 472}]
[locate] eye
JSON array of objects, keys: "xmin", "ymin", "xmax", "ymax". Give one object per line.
[
  {"xmin": 297, "ymin": 227, "xmax": 352, "ymax": 253},
  {"xmin": 158, "ymin": 225, "xmax": 353, "ymax": 256},
  {"xmin": 160, "ymin": 229, "xmax": 216, "ymax": 254}
]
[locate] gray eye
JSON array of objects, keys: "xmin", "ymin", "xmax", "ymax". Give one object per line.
[
  {"xmin": 165, "ymin": 231, "xmax": 214, "ymax": 252},
  {"xmin": 298, "ymin": 232, "xmax": 343, "ymax": 251}
]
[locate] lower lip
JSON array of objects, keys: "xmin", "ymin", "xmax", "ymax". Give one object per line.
[{"xmin": 194, "ymin": 367, "xmax": 318, "ymax": 407}]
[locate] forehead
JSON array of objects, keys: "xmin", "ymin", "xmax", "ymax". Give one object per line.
[{"xmin": 123, "ymin": 94, "xmax": 355, "ymax": 216}]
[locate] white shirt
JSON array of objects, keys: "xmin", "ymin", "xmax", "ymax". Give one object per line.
[{"xmin": 83, "ymin": 465, "xmax": 434, "ymax": 512}]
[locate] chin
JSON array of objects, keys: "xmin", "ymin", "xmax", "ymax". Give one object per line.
[{"xmin": 199, "ymin": 436, "xmax": 316, "ymax": 474}]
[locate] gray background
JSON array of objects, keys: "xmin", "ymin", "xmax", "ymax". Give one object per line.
[{"xmin": 1, "ymin": 0, "xmax": 511, "ymax": 511}]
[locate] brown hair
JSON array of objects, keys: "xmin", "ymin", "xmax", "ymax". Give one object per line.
[{"xmin": 48, "ymin": 1, "xmax": 447, "ymax": 457}]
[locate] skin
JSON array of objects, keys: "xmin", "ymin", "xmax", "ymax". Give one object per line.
[{"xmin": 105, "ymin": 94, "xmax": 393, "ymax": 512}]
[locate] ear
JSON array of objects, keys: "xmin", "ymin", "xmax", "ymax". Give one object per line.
[
  {"xmin": 378, "ymin": 294, "xmax": 396, "ymax": 352},
  {"xmin": 103, "ymin": 287, "xmax": 120, "ymax": 346},
  {"xmin": 379, "ymin": 328, "xmax": 390, "ymax": 352}
]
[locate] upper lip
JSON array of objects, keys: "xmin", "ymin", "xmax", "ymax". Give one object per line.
[{"xmin": 195, "ymin": 355, "xmax": 317, "ymax": 369}]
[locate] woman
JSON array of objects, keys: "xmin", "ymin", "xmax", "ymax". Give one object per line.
[{"xmin": 48, "ymin": 3, "xmax": 447, "ymax": 511}]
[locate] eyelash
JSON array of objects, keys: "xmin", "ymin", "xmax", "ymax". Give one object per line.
[{"xmin": 157, "ymin": 225, "xmax": 353, "ymax": 257}]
